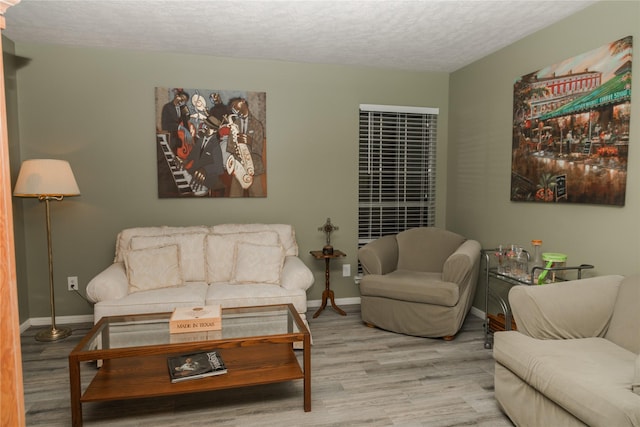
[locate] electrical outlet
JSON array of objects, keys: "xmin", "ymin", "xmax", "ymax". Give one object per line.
[
  {"xmin": 342, "ymin": 264, "xmax": 351, "ymax": 277},
  {"xmin": 67, "ymin": 276, "xmax": 78, "ymax": 291}
]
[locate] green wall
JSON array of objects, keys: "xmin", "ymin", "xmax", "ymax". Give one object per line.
[
  {"xmin": 11, "ymin": 44, "xmax": 449, "ymax": 319},
  {"xmin": 10, "ymin": 0, "xmax": 640, "ymax": 322},
  {"xmin": 448, "ymin": 0, "xmax": 640, "ymax": 309}
]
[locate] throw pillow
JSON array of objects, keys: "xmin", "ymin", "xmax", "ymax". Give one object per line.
[
  {"xmin": 231, "ymin": 242, "xmax": 285, "ymax": 284},
  {"xmin": 130, "ymin": 233, "xmax": 207, "ymax": 282},
  {"xmin": 205, "ymin": 231, "xmax": 280, "ymax": 283},
  {"xmin": 125, "ymin": 244, "xmax": 184, "ymax": 294}
]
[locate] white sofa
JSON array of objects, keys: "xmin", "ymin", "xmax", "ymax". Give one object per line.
[{"xmin": 86, "ymin": 224, "xmax": 314, "ymax": 329}]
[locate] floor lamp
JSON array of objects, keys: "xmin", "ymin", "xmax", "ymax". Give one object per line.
[{"xmin": 14, "ymin": 159, "xmax": 80, "ymax": 342}]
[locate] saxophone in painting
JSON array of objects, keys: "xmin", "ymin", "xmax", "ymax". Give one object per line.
[{"xmin": 224, "ymin": 114, "xmax": 255, "ymax": 190}]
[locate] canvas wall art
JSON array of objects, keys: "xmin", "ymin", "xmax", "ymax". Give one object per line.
[
  {"xmin": 511, "ymin": 36, "xmax": 632, "ymax": 206},
  {"xmin": 155, "ymin": 87, "xmax": 267, "ymax": 198}
]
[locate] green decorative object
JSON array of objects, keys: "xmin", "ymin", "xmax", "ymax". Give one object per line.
[{"xmin": 537, "ymin": 252, "xmax": 567, "ymax": 284}]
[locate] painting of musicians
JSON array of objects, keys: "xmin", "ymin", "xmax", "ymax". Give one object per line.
[{"xmin": 155, "ymin": 87, "xmax": 267, "ymax": 198}]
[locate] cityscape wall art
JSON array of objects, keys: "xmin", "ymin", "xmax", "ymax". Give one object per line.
[{"xmin": 511, "ymin": 36, "xmax": 632, "ymax": 206}]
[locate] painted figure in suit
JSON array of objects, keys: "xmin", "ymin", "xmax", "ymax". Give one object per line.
[
  {"xmin": 161, "ymin": 89, "xmax": 189, "ymax": 154},
  {"xmin": 226, "ymin": 97, "xmax": 265, "ymax": 197},
  {"xmin": 183, "ymin": 115, "xmax": 225, "ymax": 196}
]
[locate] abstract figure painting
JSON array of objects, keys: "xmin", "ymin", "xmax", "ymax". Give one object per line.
[
  {"xmin": 511, "ymin": 36, "xmax": 632, "ymax": 206},
  {"xmin": 155, "ymin": 87, "xmax": 267, "ymax": 198}
]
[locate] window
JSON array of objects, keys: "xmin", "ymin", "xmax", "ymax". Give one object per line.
[{"xmin": 358, "ymin": 104, "xmax": 438, "ymax": 271}]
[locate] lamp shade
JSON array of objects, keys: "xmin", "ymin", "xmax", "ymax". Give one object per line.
[{"xmin": 14, "ymin": 159, "xmax": 80, "ymax": 197}]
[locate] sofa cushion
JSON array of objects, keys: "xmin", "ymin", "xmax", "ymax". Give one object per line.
[
  {"xmin": 129, "ymin": 232, "xmax": 207, "ymax": 282},
  {"xmin": 205, "ymin": 231, "xmax": 280, "ymax": 283},
  {"xmin": 494, "ymin": 331, "xmax": 640, "ymax": 426},
  {"xmin": 114, "ymin": 226, "xmax": 210, "ymax": 262},
  {"xmin": 93, "ymin": 282, "xmax": 209, "ymax": 320},
  {"xmin": 211, "ymin": 223, "xmax": 298, "ymax": 256},
  {"xmin": 205, "ymin": 283, "xmax": 308, "ymax": 314},
  {"xmin": 231, "ymin": 242, "xmax": 285, "ymax": 284},
  {"xmin": 359, "ymin": 270, "xmax": 460, "ymax": 306},
  {"xmin": 124, "ymin": 244, "xmax": 184, "ymax": 293}
]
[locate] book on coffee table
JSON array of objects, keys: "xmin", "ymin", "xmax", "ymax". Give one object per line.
[{"xmin": 167, "ymin": 350, "xmax": 227, "ymax": 383}]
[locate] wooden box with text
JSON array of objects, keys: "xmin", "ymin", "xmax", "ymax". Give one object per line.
[{"xmin": 169, "ymin": 305, "xmax": 222, "ymax": 334}]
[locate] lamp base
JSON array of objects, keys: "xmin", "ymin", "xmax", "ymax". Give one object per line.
[{"xmin": 35, "ymin": 326, "xmax": 72, "ymax": 342}]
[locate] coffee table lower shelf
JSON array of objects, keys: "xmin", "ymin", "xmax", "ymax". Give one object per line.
[{"xmin": 77, "ymin": 344, "xmax": 306, "ymax": 420}]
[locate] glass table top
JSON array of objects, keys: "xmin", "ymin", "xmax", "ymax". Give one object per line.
[{"xmin": 76, "ymin": 304, "xmax": 303, "ymax": 353}]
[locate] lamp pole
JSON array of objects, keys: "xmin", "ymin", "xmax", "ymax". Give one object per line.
[{"xmin": 36, "ymin": 195, "xmax": 71, "ymax": 341}]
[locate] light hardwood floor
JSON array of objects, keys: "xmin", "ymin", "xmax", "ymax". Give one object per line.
[{"xmin": 22, "ymin": 305, "xmax": 513, "ymax": 426}]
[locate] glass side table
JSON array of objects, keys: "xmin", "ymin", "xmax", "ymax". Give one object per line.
[{"xmin": 481, "ymin": 248, "xmax": 594, "ymax": 349}]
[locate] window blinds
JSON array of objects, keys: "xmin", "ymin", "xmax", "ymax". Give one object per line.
[{"xmin": 358, "ymin": 104, "xmax": 438, "ymax": 253}]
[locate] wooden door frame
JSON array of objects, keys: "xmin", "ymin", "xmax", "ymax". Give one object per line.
[{"xmin": 0, "ymin": 2, "xmax": 26, "ymax": 425}]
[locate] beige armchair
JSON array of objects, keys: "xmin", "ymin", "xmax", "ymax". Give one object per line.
[
  {"xmin": 494, "ymin": 275, "xmax": 640, "ymax": 426},
  {"xmin": 358, "ymin": 227, "xmax": 481, "ymax": 339}
]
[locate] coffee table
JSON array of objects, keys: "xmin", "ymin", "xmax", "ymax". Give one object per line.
[{"xmin": 68, "ymin": 304, "xmax": 311, "ymax": 426}]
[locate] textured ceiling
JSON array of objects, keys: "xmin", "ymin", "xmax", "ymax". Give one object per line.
[{"xmin": 4, "ymin": 0, "xmax": 597, "ymax": 72}]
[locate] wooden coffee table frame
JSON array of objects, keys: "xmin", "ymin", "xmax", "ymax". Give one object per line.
[{"xmin": 68, "ymin": 304, "xmax": 311, "ymax": 426}]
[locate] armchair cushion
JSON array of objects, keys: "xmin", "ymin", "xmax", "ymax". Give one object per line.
[
  {"xmin": 361, "ymin": 271, "xmax": 459, "ymax": 306},
  {"xmin": 509, "ymin": 275, "xmax": 623, "ymax": 340},
  {"xmin": 396, "ymin": 227, "xmax": 465, "ymax": 272}
]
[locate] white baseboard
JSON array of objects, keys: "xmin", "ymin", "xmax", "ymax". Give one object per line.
[
  {"xmin": 308, "ymin": 298, "xmax": 486, "ymax": 321},
  {"xmin": 470, "ymin": 306, "xmax": 485, "ymax": 319},
  {"xmin": 20, "ymin": 304, "xmax": 485, "ymax": 333},
  {"xmin": 307, "ymin": 297, "xmax": 361, "ymax": 308},
  {"xmin": 20, "ymin": 314, "xmax": 95, "ymax": 334}
]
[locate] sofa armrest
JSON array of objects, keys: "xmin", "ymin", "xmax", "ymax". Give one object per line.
[
  {"xmin": 442, "ymin": 239, "xmax": 481, "ymax": 286},
  {"xmin": 509, "ymin": 275, "xmax": 624, "ymax": 340},
  {"xmin": 86, "ymin": 262, "xmax": 129, "ymax": 303},
  {"xmin": 280, "ymin": 256, "xmax": 315, "ymax": 291},
  {"xmin": 358, "ymin": 235, "xmax": 398, "ymax": 275}
]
